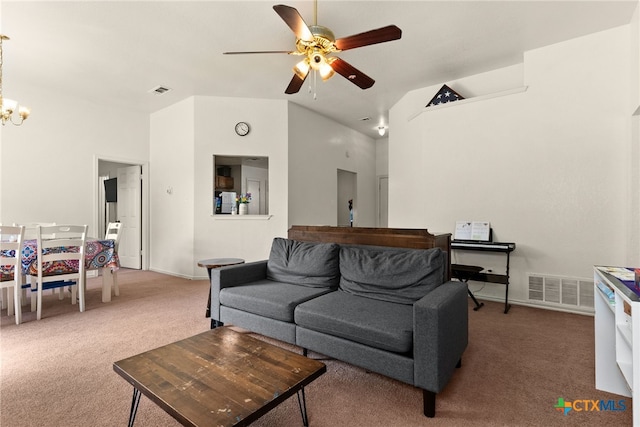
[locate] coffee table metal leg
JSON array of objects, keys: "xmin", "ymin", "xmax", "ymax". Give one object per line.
[
  {"xmin": 128, "ymin": 388, "xmax": 141, "ymax": 427},
  {"xmin": 297, "ymin": 388, "xmax": 309, "ymax": 427}
]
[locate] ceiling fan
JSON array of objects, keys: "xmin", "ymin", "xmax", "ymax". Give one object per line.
[{"xmin": 223, "ymin": 2, "xmax": 402, "ymax": 94}]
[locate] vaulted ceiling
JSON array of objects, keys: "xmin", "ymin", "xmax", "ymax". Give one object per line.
[{"xmin": 2, "ymin": 1, "xmax": 637, "ymax": 138}]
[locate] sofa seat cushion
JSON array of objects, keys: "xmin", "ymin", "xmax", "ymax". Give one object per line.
[
  {"xmin": 267, "ymin": 238, "xmax": 340, "ymax": 288},
  {"xmin": 294, "ymin": 290, "xmax": 413, "ymax": 353},
  {"xmin": 339, "ymin": 245, "xmax": 444, "ymax": 304},
  {"xmin": 220, "ymin": 280, "xmax": 334, "ymax": 323}
]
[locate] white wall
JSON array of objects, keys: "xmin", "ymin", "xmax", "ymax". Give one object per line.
[
  {"xmin": 376, "ymin": 137, "xmax": 389, "ymax": 177},
  {"xmin": 150, "ymin": 95, "xmax": 379, "ymax": 279},
  {"xmin": 150, "ymin": 96, "xmax": 290, "ymax": 279},
  {"xmin": 288, "ymin": 103, "xmax": 377, "ymax": 227},
  {"xmin": 194, "ymin": 96, "xmax": 290, "ymax": 272},
  {"xmin": 149, "ymin": 97, "xmax": 195, "ymax": 277},
  {"xmin": 632, "ymin": 2, "xmax": 640, "ymax": 111},
  {"xmin": 631, "ymin": 2, "xmax": 640, "ymax": 265},
  {"xmin": 375, "ymin": 137, "xmax": 390, "ymax": 227},
  {"xmin": 390, "ymin": 26, "xmax": 634, "ymax": 305},
  {"xmin": 0, "ymin": 83, "xmax": 149, "ymax": 235}
]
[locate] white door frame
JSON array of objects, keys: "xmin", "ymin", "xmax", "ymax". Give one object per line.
[
  {"xmin": 377, "ymin": 175, "xmax": 389, "ymax": 227},
  {"xmin": 337, "ymin": 169, "xmax": 357, "ymax": 227},
  {"xmin": 246, "ymin": 178, "xmax": 262, "ymax": 215},
  {"xmin": 94, "ymin": 155, "xmax": 150, "ymax": 270},
  {"xmin": 117, "ymin": 165, "xmax": 143, "ymax": 269}
]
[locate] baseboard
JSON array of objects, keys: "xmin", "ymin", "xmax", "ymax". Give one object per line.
[
  {"xmin": 472, "ymin": 293, "xmax": 594, "ymax": 316},
  {"xmin": 148, "ymin": 267, "xmax": 206, "ymax": 281}
]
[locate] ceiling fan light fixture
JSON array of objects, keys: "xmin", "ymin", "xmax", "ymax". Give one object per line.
[
  {"xmin": 309, "ymin": 51, "xmax": 326, "ymax": 71},
  {"xmin": 307, "ymin": 51, "xmax": 335, "ymax": 81},
  {"xmin": 319, "ymin": 57, "xmax": 336, "ymax": 81},
  {"xmin": 293, "ymin": 59, "xmax": 310, "ymax": 79}
]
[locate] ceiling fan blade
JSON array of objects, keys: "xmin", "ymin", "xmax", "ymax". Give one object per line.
[
  {"xmin": 285, "ymin": 72, "xmax": 308, "ymax": 94},
  {"xmin": 273, "ymin": 5, "xmax": 314, "ymax": 42},
  {"xmin": 223, "ymin": 50, "xmax": 292, "ymax": 55},
  {"xmin": 330, "ymin": 58, "xmax": 375, "ymax": 90},
  {"xmin": 334, "ymin": 25, "xmax": 402, "ymax": 51}
]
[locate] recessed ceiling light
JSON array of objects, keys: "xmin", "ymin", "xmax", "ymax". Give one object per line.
[{"xmin": 149, "ymin": 86, "xmax": 171, "ymax": 95}]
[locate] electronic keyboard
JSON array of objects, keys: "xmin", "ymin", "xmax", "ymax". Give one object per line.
[{"xmin": 451, "ymin": 241, "xmax": 516, "ymax": 251}]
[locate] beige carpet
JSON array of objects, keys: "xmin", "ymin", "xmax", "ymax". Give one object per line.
[{"xmin": 0, "ymin": 270, "xmax": 632, "ymax": 426}]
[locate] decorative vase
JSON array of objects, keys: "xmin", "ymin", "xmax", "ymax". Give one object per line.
[{"xmin": 239, "ymin": 203, "xmax": 248, "ymax": 215}]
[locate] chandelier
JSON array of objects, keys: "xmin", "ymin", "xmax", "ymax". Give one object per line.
[{"xmin": 0, "ymin": 35, "xmax": 30, "ymax": 126}]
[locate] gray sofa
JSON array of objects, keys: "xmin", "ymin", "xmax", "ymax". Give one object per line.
[{"xmin": 210, "ymin": 237, "xmax": 468, "ymax": 418}]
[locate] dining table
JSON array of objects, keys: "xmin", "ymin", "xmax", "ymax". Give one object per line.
[{"xmin": 5, "ymin": 237, "xmax": 121, "ymax": 303}]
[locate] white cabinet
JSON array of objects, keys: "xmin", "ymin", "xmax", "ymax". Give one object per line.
[{"xmin": 594, "ymin": 267, "xmax": 639, "ymax": 424}]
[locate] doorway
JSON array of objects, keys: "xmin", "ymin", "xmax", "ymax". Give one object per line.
[
  {"xmin": 337, "ymin": 169, "xmax": 357, "ymax": 227},
  {"xmin": 246, "ymin": 179, "xmax": 262, "ymax": 215},
  {"xmin": 96, "ymin": 157, "xmax": 148, "ymax": 270}
]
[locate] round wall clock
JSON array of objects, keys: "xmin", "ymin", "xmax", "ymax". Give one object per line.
[{"xmin": 235, "ymin": 122, "xmax": 250, "ymax": 136}]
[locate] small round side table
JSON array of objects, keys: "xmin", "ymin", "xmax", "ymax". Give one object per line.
[{"xmin": 198, "ymin": 258, "xmax": 245, "ymax": 328}]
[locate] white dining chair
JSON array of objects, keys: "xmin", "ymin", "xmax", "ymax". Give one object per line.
[
  {"xmin": 28, "ymin": 225, "xmax": 88, "ymax": 320},
  {"xmin": 105, "ymin": 222, "xmax": 122, "ymax": 251},
  {"xmin": 104, "ymin": 222, "xmax": 122, "ymax": 297},
  {"xmin": 0, "ymin": 225, "xmax": 25, "ymax": 325},
  {"xmin": 21, "ymin": 222, "xmax": 66, "ymax": 304},
  {"xmin": 23, "ymin": 222, "xmax": 56, "ymax": 239}
]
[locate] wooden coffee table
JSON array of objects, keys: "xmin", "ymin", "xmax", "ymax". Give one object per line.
[{"xmin": 113, "ymin": 327, "xmax": 326, "ymax": 427}]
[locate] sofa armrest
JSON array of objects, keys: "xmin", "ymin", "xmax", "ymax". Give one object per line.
[
  {"xmin": 210, "ymin": 260, "xmax": 268, "ymax": 322},
  {"xmin": 413, "ymin": 280, "xmax": 468, "ymax": 393}
]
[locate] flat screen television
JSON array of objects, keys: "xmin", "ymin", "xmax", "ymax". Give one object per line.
[{"xmin": 104, "ymin": 178, "xmax": 117, "ymax": 203}]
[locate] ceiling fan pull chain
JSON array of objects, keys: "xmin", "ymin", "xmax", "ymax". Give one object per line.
[{"xmin": 313, "ymin": 71, "xmax": 318, "ymax": 100}]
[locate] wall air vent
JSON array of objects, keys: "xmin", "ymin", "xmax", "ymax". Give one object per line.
[
  {"xmin": 149, "ymin": 86, "xmax": 171, "ymax": 95},
  {"xmin": 528, "ymin": 273, "xmax": 594, "ymax": 312}
]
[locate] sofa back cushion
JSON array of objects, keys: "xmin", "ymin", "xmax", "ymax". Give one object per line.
[
  {"xmin": 267, "ymin": 238, "xmax": 340, "ymax": 288},
  {"xmin": 339, "ymin": 245, "xmax": 444, "ymax": 304}
]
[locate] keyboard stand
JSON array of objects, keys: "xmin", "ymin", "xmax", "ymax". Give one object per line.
[
  {"xmin": 451, "ymin": 264, "xmax": 485, "ymax": 311},
  {"xmin": 450, "ymin": 241, "xmax": 516, "ymax": 314}
]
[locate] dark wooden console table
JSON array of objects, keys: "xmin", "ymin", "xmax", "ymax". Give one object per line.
[
  {"xmin": 451, "ymin": 241, "xmax": 516, "ymax": 313},
  {"xmin": 288, "ymin": 225, "xmax": 452, "ymax": 280}
]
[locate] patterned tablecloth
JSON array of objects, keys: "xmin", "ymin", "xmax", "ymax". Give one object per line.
[{"xmin": 1, "ymin": 238, "xmax": 120, "ymax": 277}]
